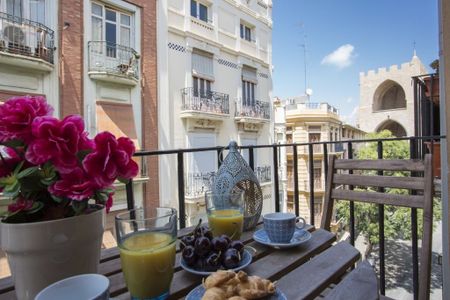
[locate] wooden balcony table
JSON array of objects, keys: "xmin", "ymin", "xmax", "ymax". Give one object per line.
[{"xmin": 0, "ymin": 221, "xmax": 379, "ymax": 300}]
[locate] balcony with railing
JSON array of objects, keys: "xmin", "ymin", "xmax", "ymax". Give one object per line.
[
  {"xmin": 0, "ymin": 12, "xmax": 54, "ymax": 71},
  {"xmin": 185, "ymin": 171, "xmax": 216, "ymax": 199},
  {"xmin": 180, "ymin": 87, "xmax": 230, "ymax": 122},
  {"xmin": 88, "ymin": 41, "xmax": 140, "ymax": 86},
  {"xmin": 254, "ymin": 165, "xmax": 271, "ymax": 183},
  {"xmin": 235, "ymin": 99, "xmax": 270, "ymax": 125},
  {"xmin": 286, "ymin": 102, "xmax": 339, "ymax": 117}
]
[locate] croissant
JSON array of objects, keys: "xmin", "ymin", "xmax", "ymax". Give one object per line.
[{"xmin": 201, "ymin": 270, "xmax": 276, "ymax": 300}]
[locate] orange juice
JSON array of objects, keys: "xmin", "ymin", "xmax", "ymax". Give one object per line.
[
  {"xmin": 119, "ymin": 232, "xmax": 176, "ymax": 299},
  {"xmin": 208, "ymin": 209, "xmax": 244, "ymax": 240}
]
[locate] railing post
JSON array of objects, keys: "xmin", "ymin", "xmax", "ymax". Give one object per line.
[
  {"xmin": 348, "ymin": 142, "xmax": 355, "ymax": 246},
  {"xmin": 273, "ymin": 145, "xmax": 280, "ymax": 212},
  {"xmin": 308, "ymin": 143, "xmax": 314, "ymax": 226},
  {"xmin": 125, "ymin": 179, "xmax": 135, "ymax": 210},
  {"xmin": 217, "ymin": 148, "xmax": 223, "ymax": 169},
  {"xmin": 377, "ymin": 141, "xmax": 386, "ymax": 295},
  {"xmin": 410, "ymin": 138, "xmax": 419, "ymax": 300},
  {"xmin": 249, "ymin": 147, "xmax": 254, "ymax": 171},
  {"xmin": 177, "ymin": 152, "xmax": 186, "ymax": 229},
  {"xmin": 293, "ymin": 145, "xmax": 299, "ymax": 217}
]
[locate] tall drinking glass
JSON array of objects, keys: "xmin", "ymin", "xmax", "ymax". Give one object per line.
[
  {"xmin": 205, "ymin": 191, "xmax": 244, "ymax": 240},
  {"xmin": 115, "ymin": 208, "xmax": 177, "ymax": 300}
]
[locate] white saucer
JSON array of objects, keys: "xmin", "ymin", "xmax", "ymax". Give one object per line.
[{"xmin": 253, "ymin": 228, "xmax": 311, "ymax": 249}]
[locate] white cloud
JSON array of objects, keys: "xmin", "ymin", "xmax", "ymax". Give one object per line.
[{"xmin": 321, "ymin": 44, "xmax": 355, "ymax": 69}]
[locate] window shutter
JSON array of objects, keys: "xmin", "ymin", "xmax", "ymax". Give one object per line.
[
  {"xmin": 192, "ymin": 50, "xmax": 214, "ymax": 81},
  {"xmin": 242, "ymin": 66, "xmax": 258, "ymax": 84}
]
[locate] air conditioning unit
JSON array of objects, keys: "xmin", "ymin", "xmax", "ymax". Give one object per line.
[{"xmin": 3, "ymin": 25, "xmax": 25, "ymax": 45}]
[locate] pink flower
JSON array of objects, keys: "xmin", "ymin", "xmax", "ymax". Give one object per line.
[
  {"xmin": 83, "ymin": 132, "xmax": 138, "ymax": 187},
  {"xmin": 8, "ymin": 198, "xmax": 34, "ymax": 213},
  {"xmin": 48, "ymin": 168, "xmax": 96, "ymax": 201},
  {"xmin": 26, "ymin": 115, "xmax": 94, "ymax": 173},
  {"xmin": 105, "ymin": 192, "xmax": 114, "ymax": 213},
  {"xmin": 0, "ymin": 96, "xmax": 53, "ymax": 143}
]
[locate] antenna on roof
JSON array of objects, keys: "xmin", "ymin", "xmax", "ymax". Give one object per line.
[
  {"xmin": 297, "ymin": 22, "xmax": 308, "ymax": 98},
  {"xmin": 413, "ymin": 40, "xmax": 417, "ymax": 57}
]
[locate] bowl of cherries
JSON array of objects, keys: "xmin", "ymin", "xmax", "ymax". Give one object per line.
[{"xmin": 180, "ymin": 222, "xmax": 252, "ymax": 276}]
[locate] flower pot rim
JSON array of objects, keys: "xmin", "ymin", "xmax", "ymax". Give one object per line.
[{"xmin": 1, "ymin": 204, "xmax": 104, "ymax": 226}]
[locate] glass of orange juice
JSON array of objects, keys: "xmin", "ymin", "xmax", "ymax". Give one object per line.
[
  {"xmin": 115, "ymin": 208, "xmax": 177, "ymax": 300},
  {"xmin": 205, "ymin": 191, "xmax": 244, "ymax": 240}
]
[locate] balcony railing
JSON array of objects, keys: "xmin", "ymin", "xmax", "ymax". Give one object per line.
[
  {"xmin": 181, "ymin": 87, "xmax": 230, "ymax": 115},
  {"xmin": 0, "ymin": 12, "xmax": 54, "ymax": 64},
  {"xmin": 235, "ymin": 99, "xmax": 270, "ymax": 120},
  {"xmin": 88, "ymin": 41, "xmax": 139, "ymax": 80},
  {"xmin": 124, "ymin": 135, "xmax": 444, "ymax": 299},
  {"xmin": 286, "ymin": 102, "xmax": 339, "ymax": 115},
  {"xmin": 185, "ymin": 171, "xmax": 216, "ymax": 198},
  {"xmin": 255, "ymin": 165, "xmax": 271, "ymax": 183}
]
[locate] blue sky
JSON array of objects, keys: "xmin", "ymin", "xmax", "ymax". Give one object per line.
[{"xmin": 272, "ymin": 0, "xmax": 439, "ymax": 124}]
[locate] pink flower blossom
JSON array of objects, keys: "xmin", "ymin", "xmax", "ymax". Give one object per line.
[
  {"xmin": 83, "ymin": 132, "xmax": 138, "ymax": 187},
  {"xmin": 26, "ymin": 115, "xmax": 94, "ymax": 173},
  {"xmin": 8, "ymin": 198, "xmax": 34, "ymax": 213},
  {"xmin": 0, "ymin": 96, "xmax": 53, "ymax": 143},
  {"xmin": 48, "ymin": 168, "xmax": 97, "ymax": 201},
  {"xmin": 105, "ymin": 192, "xmax": 114, "ymax": 213}
]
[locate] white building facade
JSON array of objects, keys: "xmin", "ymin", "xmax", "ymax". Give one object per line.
[{"xmin": 157, "ymin": 0, "xmax": 274, "ymax": 225}]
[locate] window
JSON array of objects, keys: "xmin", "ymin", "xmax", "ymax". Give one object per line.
[
  {"xmin": 191, "ymin": 0, "xmax": 208, "ymax": 23},
  {"xmin": 193, "ymin": 76, "xmax": 212, "ymax": 98},
  {"xmin": 2, "ymin": 0, "xmax": 45, "ymax": 23},
  {"xmin": 242, "ymin": 66, "xmax": 257, "ymax": 106},
  {"xmin": 91, "ymin": 2, "xmax": 132, "ymax": 57},
  {"xmin": 188, "ymin": 133, "xmax": 216, "ymax": 174},
  {"xmin": 240, "ymin": 23, "xmax": 253, "ymax": 42}
]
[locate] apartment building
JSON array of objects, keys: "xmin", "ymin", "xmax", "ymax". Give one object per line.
[
  {"xmin": 0, "ymin": 0, "xmax": 158, "ymax": 213},
  {"xmin": 157, "ymin": 0, "xmax": 273, "ymax": 225},
  {"xmin": 276, "ymin": 97, "xmax": 365, "ymax": 225}
]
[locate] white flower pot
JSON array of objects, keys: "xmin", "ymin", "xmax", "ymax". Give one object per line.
[{"xmin": 0, "ymin": 207, "xmax": 105, "ymax": 300}]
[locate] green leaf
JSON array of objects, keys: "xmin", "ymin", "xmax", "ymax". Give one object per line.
[
  {"xmin": 0, "ymin": 175, "xmax": 16, "ymax": 186},
  {"xmin": 118, "ymin": 177, "xmax": 130, "ymax": 184},
  {"xmin": 1, "ymin": 139, "xmax": 24, "ymax": 148},
  {"xmin": 50, "ymin": 194, "xmax": 64, "ymax": 203},
  {"xmin": 26, "ymin": 202, "xmax": 44, "ymax": 214},
  {"xmin": 13, "ymin": 161, "xmax": 24, "ymax": 175},
  {"xmin": 17, "ymin": 166, "xmax": 39, "ymax": 179}
]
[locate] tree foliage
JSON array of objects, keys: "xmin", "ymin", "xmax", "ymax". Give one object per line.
[{"xmin": 335, "ymin": 130, "xmax": 441, "ymax": 245}]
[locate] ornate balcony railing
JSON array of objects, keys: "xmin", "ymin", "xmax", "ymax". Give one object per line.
[
  {"xmin": 185, "ymin": 171, "xmax": 216, "ymax": 198},
  {"xmin": 235, "ymin": 99, "xmax": 270, "ymax": 120},
  {"xmin": 88, "ymin": 41, "xmax": 139, "ymax": 80},
  {"xmin": 0, "ymin": 12, "xmax": 54, "ymax": 64},
  {"xmin": 255, "ymin": 165, "xmax": 271, "ymax": 183},
  {"xmin": 181, "ymin": 87, "xmax": 230, "ymax": 115}
]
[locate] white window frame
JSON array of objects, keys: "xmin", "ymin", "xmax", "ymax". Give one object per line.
[
  {"xmin": 240, "ymin": 23, "xmax": 254, "ymax": 42},
  {"xmin": 242, "ymin": 80, "xmax": 256, "ymax": 106},
  {"xmin": 193, "ymin": 76, "xmax": 212, "ymax": 98},
  {"xmin": 90, "ymin": 1, "xmax": 134, "ymax": 48},
  {"xmin": 1, "ymin": 0, "xmax": 45, "ymax": 24},
  {"xmin": 190, "ymin": 0, "xmax": 209, "ymax": 23}
]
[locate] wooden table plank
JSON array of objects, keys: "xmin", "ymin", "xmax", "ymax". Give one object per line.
[
  {"xmin": 323, "ymin": 261, "xmax": 379, "ymax": 300},
  {"xmin": 276, "ymin": 241, "xmax": 361, "ymax": 300}
]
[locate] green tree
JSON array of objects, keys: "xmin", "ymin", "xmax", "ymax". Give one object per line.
[{"xmin": 335, "ymin": 130, "xmax": 441, "ymax": 247}]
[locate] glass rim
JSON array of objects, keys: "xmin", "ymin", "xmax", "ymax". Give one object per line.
[{"xmin": 115, "ymin": 207, "xmax": 177, "ymax": 222}]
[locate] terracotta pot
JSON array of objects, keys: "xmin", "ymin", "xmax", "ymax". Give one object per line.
[
  {"xmin": 0, "ymin": 206, "xmax": 105, "ymax": 300},
  {"xmin": 425, "ymin": 142, "xmax": 441, "ymax": 178}
]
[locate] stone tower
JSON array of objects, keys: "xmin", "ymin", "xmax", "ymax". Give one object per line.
[{"xmin": 358, "ymin": 55, "xmax": 427, "ymax": 136}]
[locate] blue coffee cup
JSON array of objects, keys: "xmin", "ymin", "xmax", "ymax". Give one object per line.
[{"xmin": 263, "ymin": 212, "xmax": 306, "ymax": 243}]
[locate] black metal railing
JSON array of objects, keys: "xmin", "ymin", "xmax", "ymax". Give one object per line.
[
  {"xmin": 88, "ymin": 41, "xmax": 139, "ymax": 80},
  {"xmin": 235, "ymin": 99, "xmax": 270, "ymax": 120},
  {"xmin": 125, "ymin": 134, "xmax": 444, "ymax": 299},
  {"xmin": 181, "ymin": 87, "xmax": 230, "ymax": 115},
  {"xmin": 0, "ymin": 12, "xmax": 54, "ymax": 64}
]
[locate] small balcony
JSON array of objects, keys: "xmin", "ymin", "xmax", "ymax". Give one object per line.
[
  {"xmin": 88, "ymin": 41, "xmax": 140, "ymax": 86},
  {"xmin": 0, "ymin": 12, "xmax": 54, "ymax": 71},
  {"xmin": 235, "ymin": 99, "xmax": 270, "ymax": 125},
  {"xmin": 180, "ymin": 88, "xmax": 230, "ymax": 124},
  {"xmin": 185, "ymin": 171, "xmax": 216, "ymax": 199},
  {"xmin": 254, "ymin": 165, "xmax": 271, "ymax": 183}
]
